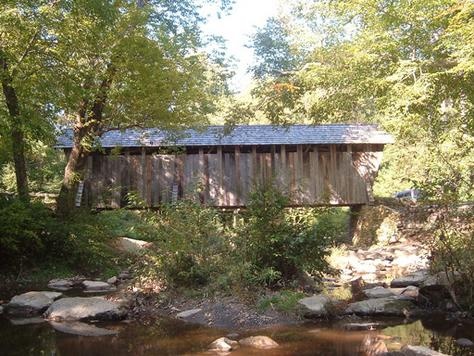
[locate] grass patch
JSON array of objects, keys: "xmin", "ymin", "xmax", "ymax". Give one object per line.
[{"xmin": 258, "ymin": 290, "xmax": 305, "ymax": 313}]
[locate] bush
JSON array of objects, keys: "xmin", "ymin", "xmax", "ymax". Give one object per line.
[
  {"xmin": 235, "ymin": 182, "xmax": 333, "ymax": 287},
  {"xmin": 0, "ymin": 197, "xmax": 115, "ymax": 273},
  {"xmin": 427, "ymin": 204, "xmax": 474, "ymax": 311},
  {"xmin": 144, "ymin": 199, "xmax": 229, "ymax": 288},
  {"xmin": 0, "ymin": 198, "xmax": 52, "ymax": 264}
]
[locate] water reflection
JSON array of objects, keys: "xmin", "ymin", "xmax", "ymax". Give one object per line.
[{"xmin": 0, "ymin": 316, "xmax": 473, "ymax": 356}]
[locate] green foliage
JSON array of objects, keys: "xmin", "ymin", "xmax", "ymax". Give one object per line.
[
  {"xmin": 0, "ymin": 199, "xmax": 51, "ymax": 263},
  {"xmin": 249, "ymin": 0, "xmax": 474, "ymax": 199},
  {"xmin": 144, "ymin": 199, "xmax": 228, "ymax": 288},
  {"xmin": 235, "ymin": 182, "xmax": 333, "ymax": 287},
  {"xmin": 0, "ymin": 197, "xmax": 115, "ymax": 273},
  {"xmin": 258, "ymin": 290, "xmax": 305, "ymax": 313},
  {"xmin": 250, "ymin": 17, "xmax": 302, "ymax": 79},
  {"xmin": 427, "ymin": 205, "xmax": 474, "ymax": 310}
]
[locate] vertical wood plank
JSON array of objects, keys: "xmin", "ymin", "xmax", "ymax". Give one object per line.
[
  {"xmin": 329, "ymin": 145, "xmax": 337, "ymax": 204},
  {"xmin": 251, "ymin": 145, "xmax": 257, "ymax": 188},
  {"xmin": 235, "ymin": 146, "xmax": 241, "ymax": 206},
  {"xmin": 146, "ymin": 153, "xmax": 152, "ymax": 206},
  {"xmin": 199, "ymin": 148, "xmax": 205, "ymax": 204},
  {"xmin": 347, "ymin": 144, "xmax": 353, "ymax": 204},
  {"xmin": 217, "ymin": 146, "xmax": 223, "ymax": 205},
  {"xmin": 141, "ymin": 147, "xmax": 146, "ymax": 201}
]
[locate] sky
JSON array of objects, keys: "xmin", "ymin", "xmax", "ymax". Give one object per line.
[{"xmin": 201, "ymin": 0, "xmax": 280, "ymax": 93}]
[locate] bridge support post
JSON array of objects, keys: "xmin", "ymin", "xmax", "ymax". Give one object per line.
[{"xmin": 349, "ymin": 205, "xmax": 363, "ymax": 242}]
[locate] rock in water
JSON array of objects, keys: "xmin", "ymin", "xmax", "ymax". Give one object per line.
[
  {"xmin": 48, "ymin": 279, "xmax": 74, "ymax": 291},
  {"xmin": 176, "ymin": 308, "xmax": 201, "ymax": 319},
  {"xmin": 208, "ymin": 337, "xmax": 237, "ymax": 352},
  {"xmin": 6, "ymin": 291, "xmax": 62, "ymax": 316},
  {"xmin": 344, "ymin": 297, "xmax": 417, "ymax": 316},
  {"xmin": 44, "ymin": 297, "xmax": 126, "ymax": 321},
  {"xmin": 239, "ymin": 336, "xmax": 279, "ymax": 349},
  {"xmin": 298, "ymin": 294, "xmax": 332, "ymax": 317},
  {"xmin": 455, "ymin": 338, "xmax": 474, "ymax": 347},
  {"xmin": 50, "ymin": 321, "xmax": 117, "ymax": 336},
  {"xmin": 9, "ymin": 317, "xmax": 46, "ymax": 325},
  {"xmin": 82, "ymin": 280, "xmax": 116, "ymax": 293},
  {"xmin": 401, "ymin": 345, "xmax": 448, "ymax": 355}
]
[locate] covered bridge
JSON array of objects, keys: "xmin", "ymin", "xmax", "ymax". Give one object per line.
[{"xmin": 56, "ymin": 124, "xmax": 393, "ymax": 208}]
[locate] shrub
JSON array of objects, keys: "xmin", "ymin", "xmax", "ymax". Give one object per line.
[
  {"xmin": 144, "ymin": 199, "xmax": 229, "ymax": 288},
  {"xmin": 235, "ymin": 182, "xmax": 333, "ymax": 287},
  {"xmin": 0, "ymin": 197, "xmax": 115, "ymax": 273},
  {"xmin": 427, "ymin": 204, "xmax": 474, "ymax": 310},
  {"xmin": 0, "ymin": 198, "xmax": 52, "ymax": 264}
]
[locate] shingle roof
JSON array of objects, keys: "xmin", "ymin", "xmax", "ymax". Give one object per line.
[{"xmin": 55, "ymin": 124, "xmax": 394, "ymax": 148}]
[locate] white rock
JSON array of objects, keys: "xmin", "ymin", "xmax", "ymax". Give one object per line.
[
  {"xmin": 176, "ymin": 308, "xmax": 201, "ymax": 319},
  {"xmin": 44, "ymin": 297, "xmax": 126, "ymax": 321},
  {"xmin": 50, "ymin": 321, "xmax": 117, "ymax": 336},
  {"xmin": 208, "ymin": 337, "xmax": 237, "ymax": 352},
  {"xmin": 401, "ymin": 344, "xmax": 448, "ymax": 355},
  {"xmin": 116, "ymin": 237, "xmax": 152, "ymax": 254},
  {"xmin": 298, "ymin": 294, "xmax": 332, "ymax": 317},
  {"xmin": 6, "ymin": 291, "xmax": 62, "ymax": 316},
  {"xmin": 344, "ymin": 297, "xmax": 416, "ymax": 316},
  {"xmin": 0, "ymin": 305, "xmax": 3, "ymax": 314},
  {"xmin": 239, "ymin": 336, "xmax": 278, "ymax": 349}
]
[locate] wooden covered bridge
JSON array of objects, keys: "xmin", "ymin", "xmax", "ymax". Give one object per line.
[{"xmin": 56, "ymin": 124, "xmax": 393, "ymax": 208}]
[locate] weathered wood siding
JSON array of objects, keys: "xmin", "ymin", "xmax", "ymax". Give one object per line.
[{"xmin": 84, "ymin": 144, "xmax": 383, "ymax": 208}]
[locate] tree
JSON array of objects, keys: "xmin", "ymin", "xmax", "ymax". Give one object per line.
[
  {"xmin": 0, "ymin": 1, "xmax": 56, "ymax": 201},
  {"xmin": 249, "ymin": 17, "xmax": 300, "ymax": 79},
  {"xmin": 47, "ymin": 0, "xmax": 231, "ymax": 214},
  {"xmin": 250, "ymin": 0, "xmax": 474, "ymax": 198}
]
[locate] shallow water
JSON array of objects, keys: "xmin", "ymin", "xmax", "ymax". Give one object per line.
[{"xmin": 1, "ymin": 313, "xmax": 474, "ymax": 356}]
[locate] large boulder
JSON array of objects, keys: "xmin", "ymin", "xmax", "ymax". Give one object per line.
[
  {"xmin": 363, "ymin": 286, "xmax": 419, "ymax": 299},
  {"xmin": 44, "ymin": 297, "xmax": 126, "ymax": 321},
  {"xmin": 50, "ymin": 321, "xmax": 118, "ymax": 336},
  {"xmin": 298, "ymin": 294, "xmax": 332, "ymax": 317},
  {"xmin": 5, "ymin": 291, "xmax": 62, "ymax": 316},
  {"xmin": 344, "ymin": 297, "xmax": 417, "ymax": 316},
  {"xmin": 239, "ymin": 336, "xmax": 278, "ymax": 349}
]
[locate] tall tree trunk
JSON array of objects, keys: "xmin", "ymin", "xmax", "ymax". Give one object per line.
[
  {"xmin": 0, "ymin": 52, "xmax": 29, "ymax": 201},
  {"xmin": 56, "ymin": 121, "xmax": 89, "ymax": 215},
  {"xmin": 56, "ymin": 65, "xmax": 116, "ymax": 215}
]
